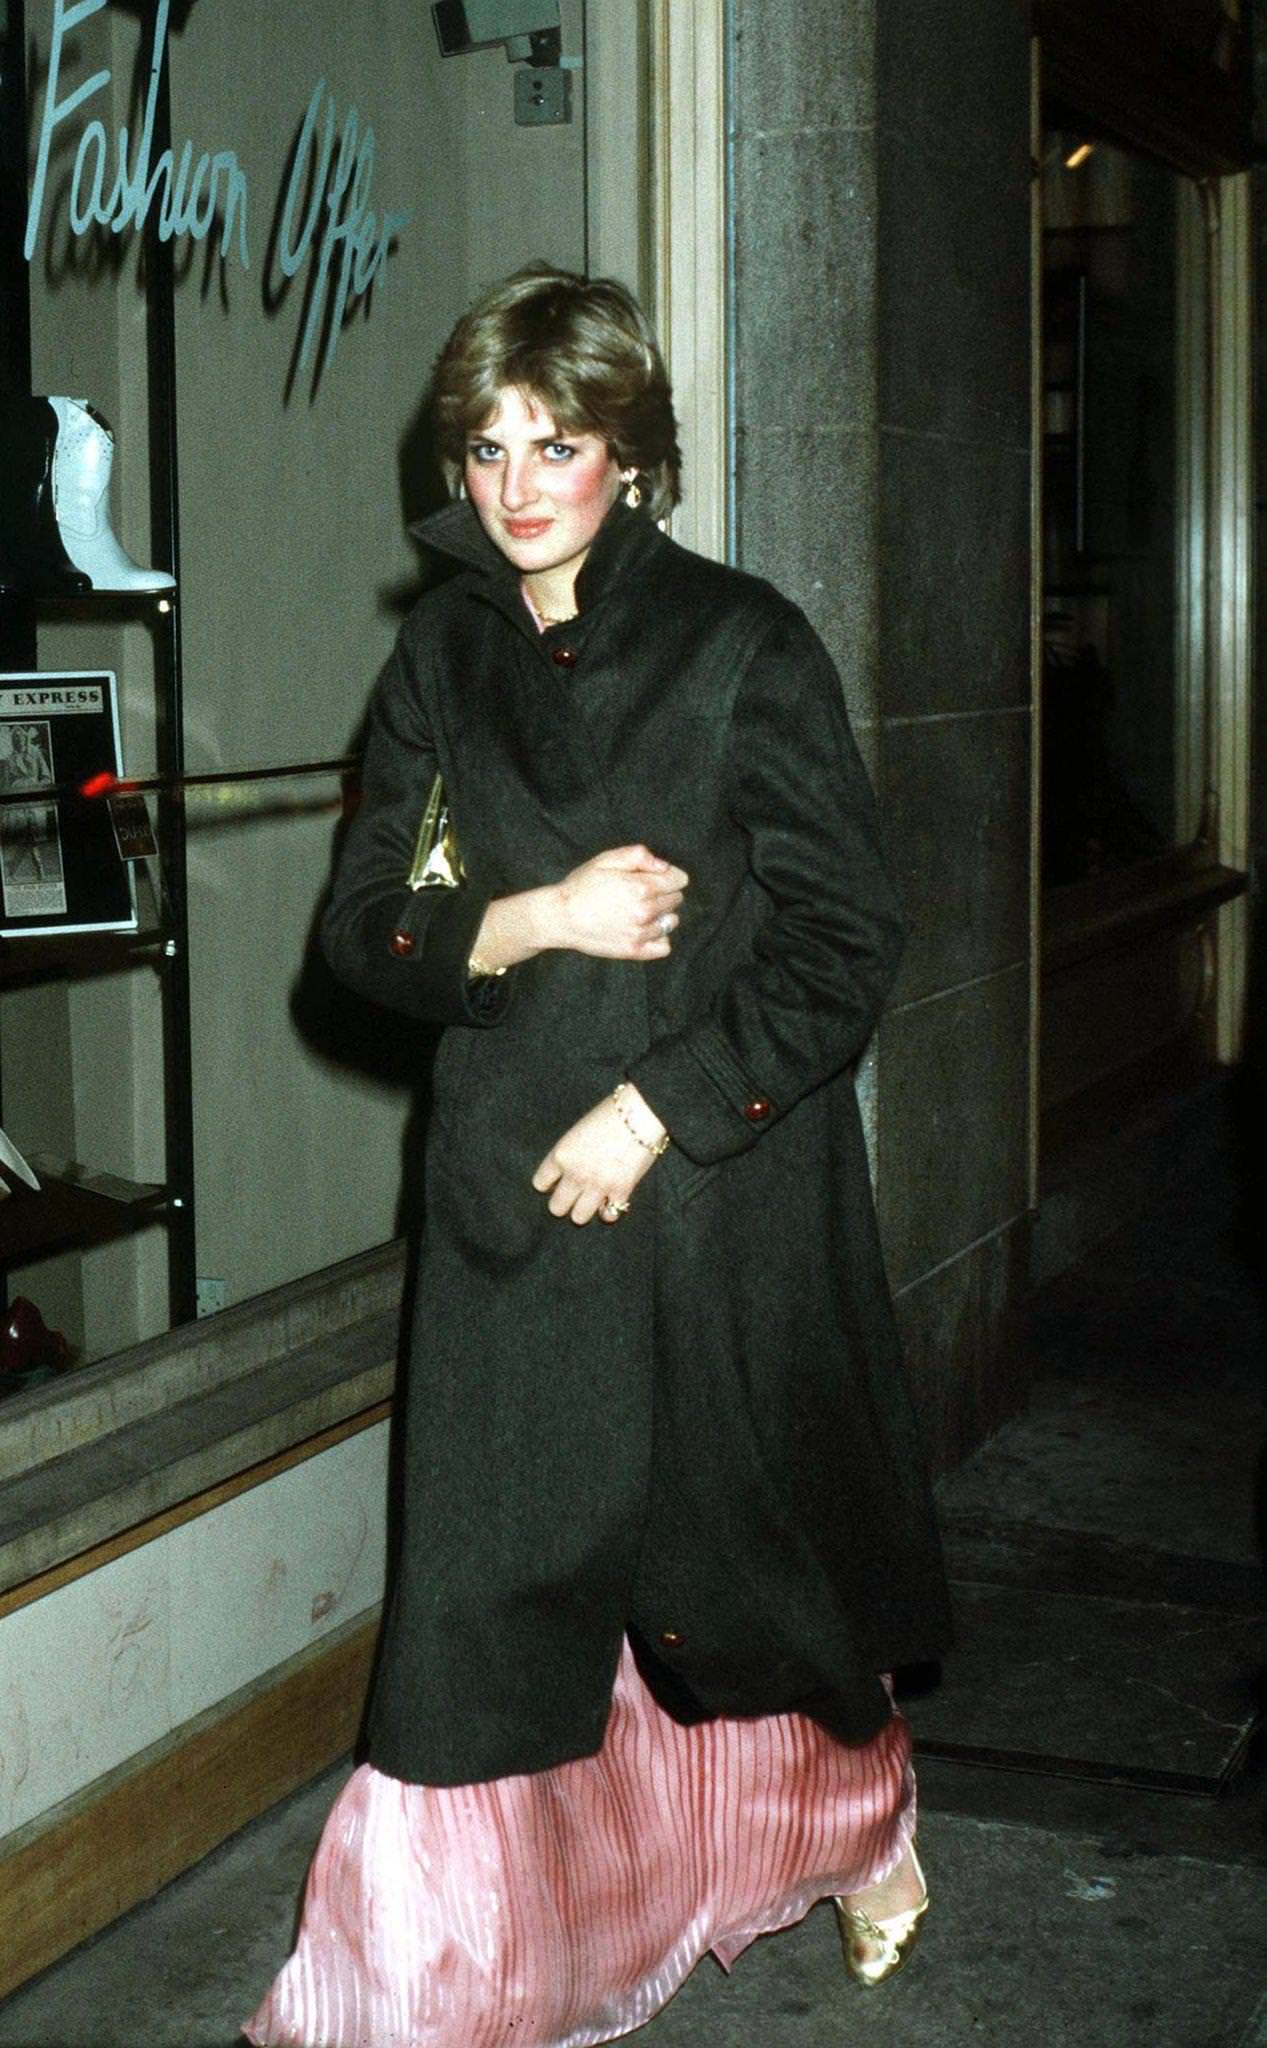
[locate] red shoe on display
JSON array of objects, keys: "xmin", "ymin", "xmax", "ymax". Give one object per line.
[{"xmin": 0, "ymin": 1296, "xmax": 74, "ymax": 1380}]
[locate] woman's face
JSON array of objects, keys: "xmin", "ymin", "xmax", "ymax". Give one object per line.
[{"xmin": 463, "ymin": 387, "xmax": 623, "ymax": 585}]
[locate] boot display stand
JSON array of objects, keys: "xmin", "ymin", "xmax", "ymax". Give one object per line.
[{"xmin": 0, "ymin": 0, "xmax": 197, "ymax": 1346}]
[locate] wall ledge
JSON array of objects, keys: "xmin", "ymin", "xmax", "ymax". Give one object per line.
[{"xmin": 0, "ymin": 1241, "xmax": 403, "ymax": 1601}]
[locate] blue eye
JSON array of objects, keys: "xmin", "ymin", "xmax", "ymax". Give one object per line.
[
  {"xmin": 543, "ymin": 442, "xmax": 575, "ymax": 461},
  {"xmin": 468, "ymin": 442, "xmax": 500, "ymax": 464}
]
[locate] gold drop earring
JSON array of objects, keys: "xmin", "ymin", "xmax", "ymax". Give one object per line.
[{"xmin": 621, "ymin": 469, "xmax": 643, "ymax": 509}]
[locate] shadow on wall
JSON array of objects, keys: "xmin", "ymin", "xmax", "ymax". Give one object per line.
[
  {"xmin": 287, "ymin": 508, "xmax": 465, "ymax": 1238},
  {"xmin": 289, "ymin": 743, "xmax": 436, "ymax": 1736},
  {"xmin": 288, "ymin": 716, "xmax": 437, "ymax": 1245},
  {"xmin": 289, "ymin": 432, "xmax": 474, "ymax": 1720},
  {"xmin": 289, "ymin": 386, "xmax": 464, "ymax": 1118},
  {"xmin": 289, "ymin": 734, "xmax": 439, "ymax": 1754},
  {"xmin": 1229, "ymin": 879, "xmax": 1267, "ymax": 1668},
  {"xmin": 1231, "ymin": 878, "xmax": 1266, "ymax": 1303},
  {"xmin": 379, "ymin": 388, "xmax": 454, "ymax": 618}
]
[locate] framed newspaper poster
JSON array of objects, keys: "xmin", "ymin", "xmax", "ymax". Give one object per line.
[{"xmin": 0, "ymin": 673, "xmax": 137, "ymax": 937}]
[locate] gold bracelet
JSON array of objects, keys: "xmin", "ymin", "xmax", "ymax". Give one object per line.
[
  {"xmin": 612, "ymin": 1081, "xmax": 670, "ymax": 1156},
  {"xmin": 467, "ymin": 953, "xmax": 507, "ymax": 979}
]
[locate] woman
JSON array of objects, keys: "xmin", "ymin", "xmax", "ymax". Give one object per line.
[{"xmin": 245, "ymin": 266, "xmax": 951, "ymax": 2048}]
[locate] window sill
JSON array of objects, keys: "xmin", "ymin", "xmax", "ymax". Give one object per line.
[
  {"xmin": 0, "ymin": 1241, "xmax": 404, "ymax": 1602},
  {"xmin": 1042, "ymin": 853, "xmax": 1247, "ymax": 975}
]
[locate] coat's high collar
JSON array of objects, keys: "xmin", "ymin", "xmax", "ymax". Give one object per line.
[{"xmin": 409, "ymin": 496, "xmax": 664, "ymax": 628}]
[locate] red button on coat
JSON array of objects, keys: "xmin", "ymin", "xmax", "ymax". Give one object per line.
[
  {"xmin": 743, "ymin": 1098, "xmax": 772, "ymax": 1123},
  {"xmin": 389, "ymin": 930, "xmax": 415, "ymax": 957},
  {"xmin": 551, "ymin": 644, "xmax": 578, "ymax": 669}
]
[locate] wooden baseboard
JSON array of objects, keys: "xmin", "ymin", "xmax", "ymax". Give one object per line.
[{"xmin": 0, "ymin": 1610, "xmax": 380, "ymax": 2002}]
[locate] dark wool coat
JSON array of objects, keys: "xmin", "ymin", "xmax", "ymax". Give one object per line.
[{"xmin": 321, "ymin": 496, "xmax": 952, "ymax": 1787}]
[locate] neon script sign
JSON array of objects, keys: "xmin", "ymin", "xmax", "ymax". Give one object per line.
[{"xmin": 25, "ymin": 0, "xmax": 413, "ymax": 382}]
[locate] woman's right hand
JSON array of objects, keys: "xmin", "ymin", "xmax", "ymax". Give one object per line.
[
  {"xmin": 547, "ymin": 844, "xmax": 688, "ymax": 960},
  {"xmin": 467, "ymin": 846, "xmax": 688, "ymax": 974}
]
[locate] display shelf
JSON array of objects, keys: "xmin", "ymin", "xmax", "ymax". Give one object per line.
[
  {"xmin": 0, "ymin": 1165, "xmax": 166, "ymax": 1267},
  {"xmin": 0, "ymin": 858, "xmax": 167, "ymax": 982},
  {"xmin": 0, "ymin": 589, "xmax": 176, "ymax": 610},
  {"xmin": 0, "ymin": 931, "xmax": 170, "ymax": 986},
  {"xmin": 0, "ymin": 0, "xmax": 197, "ymax": 1330}
]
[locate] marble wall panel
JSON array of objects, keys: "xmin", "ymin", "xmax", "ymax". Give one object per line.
[
  {"xmin": 876, "ymin": 0, "xmax": 1032, "ymax": 161},
  {"xmin": 876, "ymin": 124, "xmax": 1030, "ymax": 447},
  {"xmin": 733, "ymin": 425, "xmax": 878, "ymax": 721},
  {"xmin": 731, "ymin": 0, "xmax": 874, "ymax": 139},
  {"xmin": 877, "ymin": 962, "xmax": 1030, "ymax": 1292},
  {"xmin": 731, "ymin": 128, "xmax": 877, "ymax": 436},
  {"xmin": 729, "ymin": 0, "xmax": 1036, "ymax": 1467},
  {"xmin": 885, "ymin": 707, "xmax": 1031, "ymax": 1008},
  {"xmin": 879, "ymin": 431, "xmax": 1031, "ymax": 719},
  {"xmin": 893, "ymin": 1214, "xmax": 1032, "ymax": 1473}
]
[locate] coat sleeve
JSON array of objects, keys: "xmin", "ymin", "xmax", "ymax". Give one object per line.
[
  {"xmin": 625, "ymin": 603, "xmax": 906, "ymax": 1164},
  {"xmin": 320, "ymin": 630, "xmax": 508, "ymax": 1028}
]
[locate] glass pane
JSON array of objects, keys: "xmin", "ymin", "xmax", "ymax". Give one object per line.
[
  {"xmin": 2, "ymin": 0, "xmax": 624, "ymax": 1382},
  {"xmin": 1040, "ymin": 118, "xmax": 1207, "ymax": 886}
]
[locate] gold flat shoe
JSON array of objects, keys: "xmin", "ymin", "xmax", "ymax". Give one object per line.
[{"xmin": 833, "ymin": 1844, "xmax": 929, "ymax": 1987}]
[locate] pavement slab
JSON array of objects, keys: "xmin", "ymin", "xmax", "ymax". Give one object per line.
[
  {"xmin": 908, "ymin": 1580, "xmax": 1261, "ymax": 1791},
  {"xmin": 0, "ymin": 1770, "xmax": 1264, "ymax": 2048}
]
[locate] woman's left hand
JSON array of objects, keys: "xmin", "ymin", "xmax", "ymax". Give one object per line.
[{"xmin": 532, "ymin": 1088, "xmax": 666, "ymax": 1226}]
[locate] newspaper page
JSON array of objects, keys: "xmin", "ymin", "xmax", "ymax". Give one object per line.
[
  {"xmin": 0, "ymin": 676, "xmax": 135, "ymax": 936},
  {"xmin": 0, "ymin": 714, "xmax": 66, "ymax": 919}
]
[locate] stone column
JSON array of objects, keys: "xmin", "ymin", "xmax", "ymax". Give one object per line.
[{"xmin": 730, "ymin": 0, "xmax": 1034, "ymax": 1468}]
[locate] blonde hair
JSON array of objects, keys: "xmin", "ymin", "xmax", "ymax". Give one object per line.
[{"xmin": 431, "ymin": 265, "xmax": 682, "ymax": 522}]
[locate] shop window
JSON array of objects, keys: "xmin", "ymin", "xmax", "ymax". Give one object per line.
[
  {"xmin": 0, "ymin": 0, "xmax": 647, "ymax": 1395},
  {"xmin": 1040, "ymin": 115, "xmax": 1210, "ymax": 886}
]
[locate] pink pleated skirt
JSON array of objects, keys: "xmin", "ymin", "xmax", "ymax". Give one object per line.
[{"xmin": 243, "ymin": 1637, "xmax": 915, "ymax": 2048}]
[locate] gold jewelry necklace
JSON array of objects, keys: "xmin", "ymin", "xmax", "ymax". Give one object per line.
[{"xmin": 522, "ymin": 581, "xmax": 575, "ymax": 629}]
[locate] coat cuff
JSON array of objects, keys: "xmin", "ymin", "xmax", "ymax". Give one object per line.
[
  {"xmin": 626, "ymin": 1023, "xmax": 778, "ymax": 1168},
  {"xmin": 339, "ymin": 884, "xmax": 509, "ymax": 1027}
]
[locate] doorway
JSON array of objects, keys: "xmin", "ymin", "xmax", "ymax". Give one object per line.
[{"xmin": 1031, "ymin": 32, "xmax": 1253, "ymax": 1212}]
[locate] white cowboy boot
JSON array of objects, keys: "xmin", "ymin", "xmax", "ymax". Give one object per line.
[
  {"xmin": 0, "ymin": 1126, "xmax": 40, "ymax": 1195},
  {"xmin": 49, "ymin": 397, "xmax": 176, "ymax": 594},
  {"xmin": 0, "ymin": 397, "xmax": 91, "ymax": 596}
]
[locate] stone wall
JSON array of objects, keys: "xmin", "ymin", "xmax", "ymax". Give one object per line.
[{"xmin": 729, "ymin": 1, "xmax": 1035, "ymax": 1468}]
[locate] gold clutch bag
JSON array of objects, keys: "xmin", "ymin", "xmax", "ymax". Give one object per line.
[{"xmin": 407, "ymin": 771, "xmax": 466, "ymax": 890}]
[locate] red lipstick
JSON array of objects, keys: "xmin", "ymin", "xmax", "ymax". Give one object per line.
[{"xmin": 504, "ymin": 517, "xmax": 552, "ymax": 538}]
